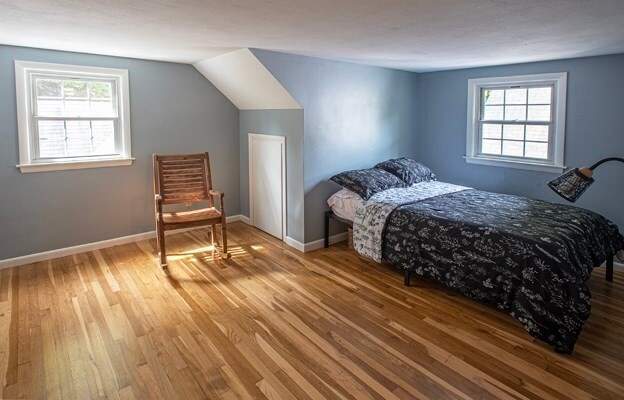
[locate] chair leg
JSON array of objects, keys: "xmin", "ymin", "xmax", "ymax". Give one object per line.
[
  {"xmin": 221, "ymin": 220, "xmax": 231, "ymax": 259},
  {"xmin": 158, "ymin": 223, "xmax": 167, "ymax": 269},
  {"xmin": 211, "ymin": 225, "xmax": 219, "ymax": 255}
]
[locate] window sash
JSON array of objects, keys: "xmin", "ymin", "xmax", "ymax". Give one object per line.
[
  {"xmin": 31, "ymin": 74, "xmax": 119, "ymax": 119},
  {"xmin": 479, "ymin": 84, "xmax": 554, "ymax": 122},
  {"xmin": 32, "ymin": 117, "xmax": 121, "ymax": 161},
  {"xmin": 477, "ymin": 121, "xmax": 553, "ymax": 161}
]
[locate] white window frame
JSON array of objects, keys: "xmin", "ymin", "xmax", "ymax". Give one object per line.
[
  {"xmin": 465, "ymin": 72, "xmax": 567, "ymax": 173},
  {"xmin": 15, "ymin": 61, "xmax": 134, "ymax": 173}
]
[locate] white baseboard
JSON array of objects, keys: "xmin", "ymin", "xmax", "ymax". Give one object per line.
[
  {"xmin": 284, "ymin": 232, "xmax": 349, "ymax": 253},
  {"xmin": 2, "ymin": 218, "xmax": 621, "ymax": 271},
  {"xmin": 238, "ymin": 215, "xmax": 251, "ymax": 225},
  {"xmin": 284, "ymin": 236, "xmax": 305, "ymax": 252},
  {"xmin": 0, "ymin": 215, "xmax": 244, "ymax": 270}
]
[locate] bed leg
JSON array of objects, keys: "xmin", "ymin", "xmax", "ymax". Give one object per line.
[
  {"xmin": 324, "ymin": 211, "xmax": 331, "ymax": 248},
  {"xmin": 403, "ymin": 270, "xmax": 411, "ymax": 286},
  {"xmin": 606, "ymin": 256, "xmax": 614, "ymax": 282}
]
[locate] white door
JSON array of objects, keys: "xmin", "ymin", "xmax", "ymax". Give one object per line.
[{"xmin": 249, "ymin": 134, "xmax": 286, "ymax": 239}]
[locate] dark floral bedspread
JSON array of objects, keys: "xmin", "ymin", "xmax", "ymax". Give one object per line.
[{"xmin": 380, "ymin": 189, "xmax": 624, "ymax": 353}]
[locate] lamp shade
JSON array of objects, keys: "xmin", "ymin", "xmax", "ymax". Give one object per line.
[{"xmin": 547, "ymin": 168, "xmax": 594, "ymax": 202}]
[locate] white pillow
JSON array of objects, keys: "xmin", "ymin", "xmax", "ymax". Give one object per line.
[{"xmin": 327, "ymin": 188, "xmax": 361, "ymax": 208}]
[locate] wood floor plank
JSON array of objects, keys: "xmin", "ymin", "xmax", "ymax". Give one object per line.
[{"xmin": 1, "ymin": 222, "xmax": 623, "ymax": 399}]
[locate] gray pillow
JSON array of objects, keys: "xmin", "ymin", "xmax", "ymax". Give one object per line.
[
  {"xmin": 330, "ymin": 168, "xmax": 405, "ymax": 200},
  {"xmin": 375, "ymin": 158, "xmax": 436, "ymax": 185}
]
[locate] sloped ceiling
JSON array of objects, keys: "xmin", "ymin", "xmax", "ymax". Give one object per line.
[{"xmin": 194, "ymin": 49, "xmax": 300, "ymax": 110}]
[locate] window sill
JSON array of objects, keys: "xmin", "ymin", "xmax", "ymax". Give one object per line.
[
  {"xmin": 17, "ymin": 157, "xmax": 134, "ymax": 173},
  {"xmin": 464, "ymin": 156, "xmax": 565, "ymax": 173}
]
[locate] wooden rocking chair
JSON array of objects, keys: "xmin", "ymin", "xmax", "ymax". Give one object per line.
[{"xmin": 153, "ymin": 152, "xmax": 231, "ymax": 268}]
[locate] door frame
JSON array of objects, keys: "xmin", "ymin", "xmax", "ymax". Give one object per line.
[{"xmin": 248, "ymin": 133, "xmax": 287, "ymax": 240}]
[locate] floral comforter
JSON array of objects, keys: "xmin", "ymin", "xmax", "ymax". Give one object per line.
[{"xmin": 352, "ymin": 183, "xmax": 624, "ymax": 353}]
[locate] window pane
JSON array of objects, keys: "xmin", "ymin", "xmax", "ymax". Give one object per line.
[
  {"xmin": 483, "ymin": 106, "xmax": 503, "ymax": 120},
  {"xmin": 63, "ymin": 80, "xmax": 89, "ymax": 117},
  {"xmin": 63, "ymin": 81, "xmax": 88, "ymax": 98},
  {"xmin": 482, "ymin": 123, "xmax": 501, "ymax": 139},
  {"xmin": 38, "ymin": 121, "xmax": 66, "ymax": 158},
  {"xmin": 92, "ymin": 121, "xmax": 116, "ymax": 154},
  {"xmin": 89, "ymin": 81, "xmax": 114, "ymax": 116},
  {"xmin": 505, "ymin": 88, "xmax": 527, "ymax": 105},
  {"xmin": 66, "ymin": 121, "xmax": 92, "ymax": 156},
  {"xmin": 35, "ymin": 78, "xmax": 63, "ymax": 116},
  {"xmin": 482, "ymin": 139, "xmax": 501, "ymax": 155},
  {"xmin": 504, "ymin": 106, "xmax": 526, "ymax": 121},
  {"xmin": 528, "ymin": 105, "xmax": 551, "ymax": 121},
  {"xmin": 528, "ymin": 87, "xmax": 551, "ymax": 104},
  {"xmin": 88, "ymin": 81, "xmax": 112, "ymax": 99},
  {"xmin": 502, "ymin": 140, "xmax": 524, "ymax": 157},
  {"xmin": 37, "ymin": 119, "xmax": 117, "ymax": 159},
  {"xmin": 503, "ymin": 124, "xmax": 524, "ymax": 140},
  {"xmin": 525, "ymin": 125, "xmax": 549, "ymax": 142},
  {"xmin": 525, "ymin": 142, "xmax": 549, "ymax": 159},
  {"xmin": 37, "ymin": 98, "xmax": 64, "ymax": 116},
  {"xmin": 34, "ymin": 77, "xmax": 116, "ymax": 117},
  {"xmin": 64, "ymin": 99, "xmax": 90, "ymax": 116},
  {"xmin": 483, "ymin": 89, "xmax": 504, "ymax": 105},
  {"xmin": 36, "ymin": 78, "xmax": 62, "ymax": 97}
]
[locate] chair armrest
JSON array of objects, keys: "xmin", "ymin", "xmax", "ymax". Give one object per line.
[
  {"xmin": 209, "ymin": 190, "xmax": 226, "ymax": 214},
  {"xmin": 154, "ymin": 194, "xmax": 163, "ymax": 215}
]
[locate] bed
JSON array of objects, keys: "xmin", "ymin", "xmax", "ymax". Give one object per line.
[{"xmin": 327, "ymin": 159, "xmax": 624, "ymax": 353}]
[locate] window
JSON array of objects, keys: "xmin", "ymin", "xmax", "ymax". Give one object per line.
[
  {"xmin": 465, "ymin": 73, "xmax": 567, "ymax": 173},
  {"xmin": 15, "ymin": 61, "xmax": 133, "ymax": 172}
]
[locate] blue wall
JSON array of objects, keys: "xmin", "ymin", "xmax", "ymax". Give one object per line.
[
  {"xmin": 252, "ymin": 49, "xmax": 420, "ymax": 242},
  {"xmin": 239, "ymin": 110, "xmax": 305, "ymax": 242},
  {"xmin": 3, "ymin": 44, "xmax": 621, "ymax": 257},
  {"xmin": 0, "ymin": 45, "xmax": 240, "ymax": 260},
  {"xmin": 418, "ymin": 53, "xmax": 624, "ymax": 232}
]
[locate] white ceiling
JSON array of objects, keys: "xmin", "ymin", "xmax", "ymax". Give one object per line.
[{"xmin": 1, "ymin": 0, "xmax": 624, "ymax": 72}]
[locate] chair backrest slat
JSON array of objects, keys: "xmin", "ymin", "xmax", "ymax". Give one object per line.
[{"xmin": 153, "ymin": 153, "xmax": 212, "ymax": 205}]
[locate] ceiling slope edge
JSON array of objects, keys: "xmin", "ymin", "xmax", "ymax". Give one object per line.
[{"xmin": 193, "ymin": 48, "xmax": 301, "ymax": 110}]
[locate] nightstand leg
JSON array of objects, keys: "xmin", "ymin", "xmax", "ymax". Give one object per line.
[
  {"xmin": 606, "ymin": 256, "xmax": 614, "ymax": 282},
  {"xmin": 324, "ymin": 211, "xmax": 330, "ymax": 248}
]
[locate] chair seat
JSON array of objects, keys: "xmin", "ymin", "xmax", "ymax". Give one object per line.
[{"xmin": 162, "ymin": 207, "xmax": 222, "ymax": 225}]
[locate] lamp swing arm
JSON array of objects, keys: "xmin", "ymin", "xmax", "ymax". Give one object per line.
[{"xmin": 588, "ymin": 157, "xmax": 624, "ymax": 171}]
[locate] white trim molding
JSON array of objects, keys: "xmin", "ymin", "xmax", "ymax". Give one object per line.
[
  {"xmin": 465, "ymin": 72, "xmax": 567, "ymax": 173},
  {"xmin": 0, "ymin": 215, "xmax": 244, "ymax": 270},
  {"xmin": 284, "ymin": 236, "xmax": 305, "ymax": 252},
  {"xmin": 284, "ymin": 232, "xmax": 349, "ymax": 253},
  {"xmin": 463, "ymin": 156, "xmax": 564, "ymax": 173},
  {"xmin": 17, "ymin": 157, "xmax": 135, "ymax": 173},
  {"xmin": 14, "ymin": 60, "xmax": 133, "ymax": 173}
]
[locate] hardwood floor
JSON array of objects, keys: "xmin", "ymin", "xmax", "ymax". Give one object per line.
[{"xmin": 1, "ymin": 222, "xmax": 623, "ymax": 399}]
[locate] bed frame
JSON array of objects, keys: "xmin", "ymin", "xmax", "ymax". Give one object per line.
[
  {"xmin": 323, "ymin": 210, "xmax": 615, "ymax": 285},
  {"xmin": 324, "ymin": 211, "xmax": 353, "ymax": 248}
]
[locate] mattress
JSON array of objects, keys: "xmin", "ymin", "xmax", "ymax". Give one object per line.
[{"xmin": 327, "ymin": 188, "xmax": 363, "ymax": 222}]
